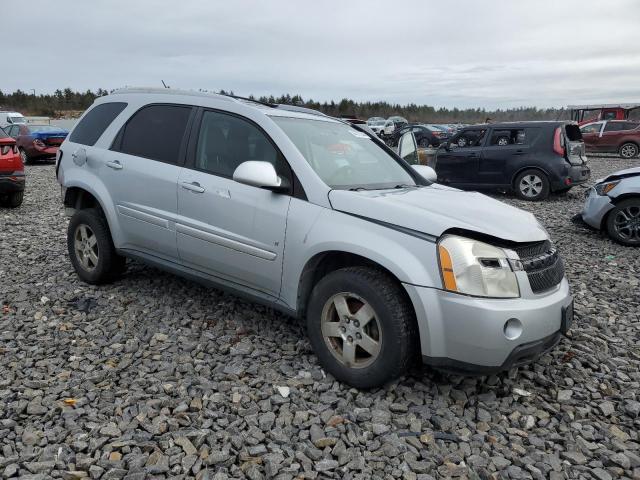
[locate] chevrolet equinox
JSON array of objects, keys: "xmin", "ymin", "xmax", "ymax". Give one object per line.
[{"xmin": 56, "ymin": 89, "xmax": 573, "ymax": 388}]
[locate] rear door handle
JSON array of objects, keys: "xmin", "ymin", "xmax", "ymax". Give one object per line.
[
  {"xmin": 106, "ymin": 160, "xmax": 123, "ymax": 170},
  {"xmin": 181, "ymin": 181, "xmax": 205, "ymax": 193},
  {"xmin": 468, "ymin": 153, "xmax": 478, "ymax": 158},
  {"xmin": 513, "ymin": 150, "xmax": 525, "ymax": 155}
]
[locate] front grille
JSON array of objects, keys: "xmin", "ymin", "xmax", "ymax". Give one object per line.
[{"xmin": 512, "ymin": 240, "xmax": 565, "ymax": 294}]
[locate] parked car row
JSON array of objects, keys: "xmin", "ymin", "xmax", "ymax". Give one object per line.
[
  {"xmin": 3, "ymin": 123, "xmax": 69, "ymax": 164},
  {"xmin": 365, "ymin": 116, "xmax": 465, "ymax": 147}
]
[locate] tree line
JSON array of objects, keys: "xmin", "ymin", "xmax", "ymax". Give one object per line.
[{"xmin": 0, "ymin": 88, "xmax": 568, "ymax": 123}]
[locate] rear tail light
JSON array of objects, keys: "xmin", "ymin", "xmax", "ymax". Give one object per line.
[
  {"xmin": 34, "ymin": 139, "xmax": 46, "ymax": 148},
  {"xmin": 553, "ymin": 127, "xmax": 565, "ymax": 156}
]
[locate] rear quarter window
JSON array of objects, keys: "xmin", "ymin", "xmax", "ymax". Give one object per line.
[{"xmin": 70, "ymin": 102, "xmax": 128, "ymax": 146}]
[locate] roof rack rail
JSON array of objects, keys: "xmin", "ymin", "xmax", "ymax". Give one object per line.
[
  {"xmin": 274, "ymin": 104, "xmax": 329, "ymax": 118},
  {"xmin": 222, "ymin": 94, "xmax": 277, "ymax": 108}
]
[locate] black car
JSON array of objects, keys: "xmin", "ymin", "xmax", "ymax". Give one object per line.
[
  {"xmin": 430, "ymin": 121, "xmax": 590, "ymax": 201},
  {"xmin": 388, "ymin": 124, "xmax": 449, "ymax": 148}
]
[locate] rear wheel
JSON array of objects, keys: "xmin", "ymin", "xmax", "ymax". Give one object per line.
[
  {"xmin": 67, "ymin": 208, "xmax": 126, "ymax": 284},
  {"xmin": 514, "ymin": 169, "xmax": 550, "ymax": 201},
  {"xmin": 7, "ymin": 191, "xmax": 24, "ymax": 208},
  {"xmin": 619, "ymin": 142, "xmax": 639, "ymax": 159},
  {"xmin": 306, "ymin": 266, "xmax": 417, "ymax": 388},
  {"xmin": 606, "ymin": 198, "xmax": 640, "ymax": 246},
  {"xmin": 19, "ymin": 149, "xmax": 30, "ymax": 165}
]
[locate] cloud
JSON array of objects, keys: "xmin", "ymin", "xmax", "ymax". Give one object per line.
[{"xmin": 4, "ymin": 0, "xmax": 640, "ymax": 108}]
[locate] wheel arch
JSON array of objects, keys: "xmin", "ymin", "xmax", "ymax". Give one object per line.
[
  {"xmin": 511, "ymin": 165, "xmax": 550, "ymax": 190},
  {"xmin": 62, "ymin": 182, "xmax": 121, "ymax": 246},
  {"xmin": 601, "ymin": 193, "xmax": 640, "ymax": 230}
]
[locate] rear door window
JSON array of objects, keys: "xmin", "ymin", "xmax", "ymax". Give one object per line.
[
  {"xmin": 70, "ymin": 102, "xmax": 128, "ymax": 146},
  {"xmin": 489, "ymin": 129, "xmax": 526, "ymax": 146},
  {"xmin": 604, "ymin": 122, "xmax": 627, "ymax": 132},
  {"xmin": 115, "ymin": 104, "xmax": 192, "ymax": 165}
]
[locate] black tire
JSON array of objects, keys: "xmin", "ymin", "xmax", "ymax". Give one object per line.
[
  {"xmin": 619, "ymin": 142, "xmax": 639, "ymax": 159},
  {"xmin": 514, "ymin": 169, "xmax": 550, "ymax": 201},
  {"xmin": 605, "ymin": 198, "xmax": 640, "ymax": 246},
  {"xmin": 306, "ymin": 266, "xmax": 417, "ymax": 389},
  {"xmin": 67, "ymin": 208, "xmax": 126, "ymax": 284},
  {"xmin": 19, "ymin": 148, "xmax": 30, "ymax": 165},
  {"xmin": 6, "ymin": 191, "xmax": 24, "ymax": 208}
]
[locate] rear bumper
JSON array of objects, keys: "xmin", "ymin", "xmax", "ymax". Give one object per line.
[
  {"xmin": 552, "ymin": 164, "xmax": 590, "ymax": 190},
  {"xmin": 0, "ymin": 172, "xmax": 25, "ymax": 193}
]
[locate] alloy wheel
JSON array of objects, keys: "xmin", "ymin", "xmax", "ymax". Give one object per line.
[
  {"xmin": 613, "ymin": 205, "xmax": 640, "ymax": 242},
  {"xmin": 519, "ymin": 174, "xmax": 543, "ymax": 198},
  {"xmin": 320, "ymin": 292, "xmax": 382, "ymax": 369},
  {"xmin": 620, "ymin": 143, "xmax": 638, "ymax": 159},
  {"xmin": 74, "ymin": 224, "xmax": 99, "ymax": 271}
]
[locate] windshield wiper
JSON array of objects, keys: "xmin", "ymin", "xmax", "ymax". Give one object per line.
[
  {"xmin": 390, "ymin": 184, "xmax": 419, "ymax": 189},
  {"xmin": 348, "ymin": 186, "xmax": 369, "ymax": 191}
]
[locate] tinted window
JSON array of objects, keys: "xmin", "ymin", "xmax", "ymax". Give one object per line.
[
  {"xmin": 118, "ymin": 105, "xmax": 192, "ymax": 164},
  {"xmin": 70, "ymin": 102, "xmax": 127, "ymax": 146},
  {"xmin": 489, "ymin": 129, "xmax": 525, "ymax": 146},
  {"xmin": 195, "ymin": 110, "xmax": 290, "ymax": 180}
]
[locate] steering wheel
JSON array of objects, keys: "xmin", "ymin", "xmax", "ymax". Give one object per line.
[{"xmin": 328, "ymin": 165, "xmax": 354, "ymax": 185}]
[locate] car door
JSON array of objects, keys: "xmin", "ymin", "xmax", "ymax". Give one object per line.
[
  {"xmin": 104, "ymin": 103, "xmax": 194, "ymax": 262},
  {"xmin": 434, "ymin": 128, "xmax": 485, "ymax": 185},
  {"xmin": 600, "ymin": 121, "xmax": 628, "ymax": 153},
  {"xmin": 175, "ymin": 109, "xmax": 292, "ymax": 298},
  {"xmin": 580, "ymin": 122, "xmax": 604, "ymax": 151},
  {"xmin": 479, "ymin": 128, "xmax": 528, "ymax": 186}
]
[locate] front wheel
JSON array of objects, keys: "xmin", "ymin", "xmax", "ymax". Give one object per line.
[
  {"xmin": 606, "ymin": 198, "xmax": 640, "ymax": 246},
  {"xmin": 306, "ymin": 267, "xmax": 417, "ymax": 389},
  {"xmin": 619, "ymin": 142, "xmax": 639, "ymax": 159},
  {"xmin": 67, "ymin": 208, "xmax": 126, "ymax": 284},
  {"xmin": 514, "ymin": 169, "xmax": 550, "ymax": 201}
]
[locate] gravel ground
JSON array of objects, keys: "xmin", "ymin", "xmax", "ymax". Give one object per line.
[{"xmin": 1, "ymin": 158, "xmax": 639, "ymax": 480}]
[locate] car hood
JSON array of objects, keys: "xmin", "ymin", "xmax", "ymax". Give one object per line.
[
  {"xmin": 597, "ymin": 166, "xmax": 640, "ymax": 183},
  {"xmin": 329, "ymin": 185, "xmax": 548, "ymax": 243}
]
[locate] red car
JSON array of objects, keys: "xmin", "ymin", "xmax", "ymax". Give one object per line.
[
  {"xmin": 580, "ymin": 120, "xmax": 640, "ymax": 159},
  {"xmin": 0, "ymin": 127, "xmax": 25, "ymax": 207},
  {"xmin": 4, "ymin": 123, "xmax": 69, "ymax": 164}
]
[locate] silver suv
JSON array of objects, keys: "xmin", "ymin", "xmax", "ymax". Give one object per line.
[{"xmin": 57, "ymin": 88, "xmax": 573, "ymax": 388}]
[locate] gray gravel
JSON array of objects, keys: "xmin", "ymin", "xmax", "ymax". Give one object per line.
[{"xmin": 1, "ymin": 158, "xmax": 639, "ymax": 479}]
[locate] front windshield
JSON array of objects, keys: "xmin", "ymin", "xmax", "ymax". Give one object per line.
[
  {"xmin": 9, "ymin": 116, "xmax": 26, "ymax": 124},
  {"xmin": 272, "ymin": 116, "xmax": 416, "ymax": 190}
]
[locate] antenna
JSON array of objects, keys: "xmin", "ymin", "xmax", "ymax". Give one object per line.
[{"xmin": 161, "ymin": 80, "xmax": 169, "ymax": 89}]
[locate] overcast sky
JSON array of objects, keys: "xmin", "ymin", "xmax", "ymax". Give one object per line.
[{"xmin": 4, "ymin": 0, "xmax": 639, "ymax": 109}]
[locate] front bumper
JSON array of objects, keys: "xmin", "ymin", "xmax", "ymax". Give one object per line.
[
  {"xmin": 581, "ymin": 187, "xmax": 614, "ymax": 229},
  {"xmin": 0, "ymin": 172, "xmax": 25, "ymax": 194},
  {"xmin": 404, "ymin": 278, "xmax": 572, "ymax": 373}
]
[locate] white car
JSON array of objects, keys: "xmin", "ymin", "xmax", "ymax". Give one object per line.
[{"xmin": 0, "ymin": 111, "xmax": 26, "ymax": 128}]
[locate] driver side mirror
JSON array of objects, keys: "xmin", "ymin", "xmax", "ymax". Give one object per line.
[
  {"xmin": 398, "ymin": 131, "xmax": 419, "ymax": 165},
  {"xmin": 233, "ymin": 161, "xmax": 289, "ymax": 192}
]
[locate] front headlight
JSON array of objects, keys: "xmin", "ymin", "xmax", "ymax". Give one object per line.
[
  {"xmin": 437, "ymin": 235, "xmax": 520, "ymax": 298},
  {"xmin": 594, "ymin": 180, "xmax": 620, "ymax": 196}
]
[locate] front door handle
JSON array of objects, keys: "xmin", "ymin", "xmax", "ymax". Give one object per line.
[
  {"xmin": 468, "ymin": 153, "xmax": 478, "ymax": 158},
  {"xmin": 181, "ymin": 181, "xmax": 205, "ymax": 193},
  {"xmin": 513, "ymin": 150, "xmax": 525, "ymax": 155},
  {"xmin": 106, "ymin": 160, "xmax": 123, "ymax": 170}
]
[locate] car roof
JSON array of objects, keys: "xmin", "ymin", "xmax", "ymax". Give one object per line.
[{"xmin": 109, "ymin": 87, "xmax": 339, "ymax": 123}]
